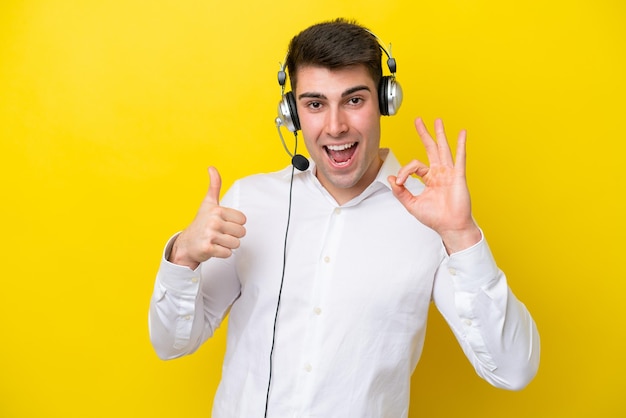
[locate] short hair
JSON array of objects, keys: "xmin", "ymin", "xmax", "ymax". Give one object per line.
[{"xmin": 285, "ymin": 18, "xmax": 383, "ymax": 91}]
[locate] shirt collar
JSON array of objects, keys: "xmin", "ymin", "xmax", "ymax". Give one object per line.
[
  {"xmin": 372, "ymin": 148, "xmax": 401, "ymax": 191},
  {"xmin": 281, "ymin": 148, "xmax": 401, "ymax": 207}
]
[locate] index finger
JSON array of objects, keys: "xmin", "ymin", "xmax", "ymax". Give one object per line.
[{"xmin": 414, "ymin": 118, "xmax": 440, "ymax": 166}]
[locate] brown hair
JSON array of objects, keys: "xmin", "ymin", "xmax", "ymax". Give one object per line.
[{"xmin": 285, "ymin": 18, "xmax": 383, "ymax": 91}]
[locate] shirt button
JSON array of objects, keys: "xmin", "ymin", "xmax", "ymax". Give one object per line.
[
  {"xmin": 191, "ymin": 277, "xmax": 199, "ymax": 283},
  {"xmin": 184, "ymin": 315, "xmax": 191, "ymax": 321},
  {"xmin": 313, "ymin": 307, "xmax": 322, "ymax": 315},
  {"xmin": 334, "ymin": 207, "xmax": 341, "ymax": 215},
  {"xmin": 323, "ymin": 256, "xmax": 330, "ymax": 263},
  {"xmin": 463, "ymin": 318, "xmax": 472, "ymax": 326},
  {"xmin": 448, "ymin": 267, "xmax": 457, "ymax": 276},
  {"xmin": 304, "ymin": 363, "xmax": 312, "ymax": 372}
]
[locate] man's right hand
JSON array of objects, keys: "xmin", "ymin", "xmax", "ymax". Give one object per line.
[{"xmin": 168, "ymin": 166, "xmax": 247, "ymax": 269}]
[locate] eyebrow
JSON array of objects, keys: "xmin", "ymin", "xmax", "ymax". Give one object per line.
[{"xmin": 297, "ymin": 85, "xmax": 371, "ymax": 100}]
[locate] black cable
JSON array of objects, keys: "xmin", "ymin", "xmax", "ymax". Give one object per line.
[{"xmin": 264, "ymin": 133, "xmax": 300, "ymax": 417}]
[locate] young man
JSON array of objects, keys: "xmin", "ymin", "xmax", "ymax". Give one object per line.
[{"xmin": 149, "ymin": 18, "xmax": 540, "ymax": 417}]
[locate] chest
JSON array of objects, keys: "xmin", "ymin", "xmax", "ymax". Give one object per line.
[{"xmin": 235, "ymin": 190, "xmax": 443, "ymax": 317}]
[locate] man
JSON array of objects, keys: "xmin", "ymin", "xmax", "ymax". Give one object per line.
[{"xmin": 149, "ymin": 18, "xmax": 540, "ymax": 417}]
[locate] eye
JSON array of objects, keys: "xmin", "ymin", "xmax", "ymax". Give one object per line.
[
  {"xmin": 347, "ymin": 97, "xmax": 364, "ymax": 106},
  {"xmin": 306, "ymin": 101, "xmax": 322, "ymax": 110}
]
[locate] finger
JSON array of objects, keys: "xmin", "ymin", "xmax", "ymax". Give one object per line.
[
  {"xmin": 455, "ymin": 129, "xmax": 467, "ymax": 175},
  {"xmin": 434, "ymin": 118, "xmax": 454, "ymax": 167},
  {"xmin": 388, "ymin": 176, "xmax": 415, "ymax": 209},
  {"xmin": 220, "ymin": 212, "xmax": 247, "ymax": 237},
  {"xmin": 215, "ymin": 206, "xmax": 247, "ymax": 228},
  {"xmin": 415, "ymin": 118, "xmax": 440, "ymax": 166},
  {"xmin": 206, "ymin": 166, "xmax": 222, "ymax": 205},
  {"xmin": 394, "ymin": 159, "xmax": 429, "ymax": 185},
  {"xmin": 202, "ymin": 212, "xmax": 246, "ymax": 257},
  {"xmin": 212, "ymin": 233, "xmax": 243, "ymax": 253},
  {"xmin": 206, "ymin": 241, "xmax": 237, "ymax": 259},
  {"xmin": 209, "ymin": 221, "xmax": 246, "ymax": 257}
]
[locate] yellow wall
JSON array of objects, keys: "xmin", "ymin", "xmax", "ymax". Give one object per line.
[{"xmin": 1, "ymin": 0, "xmax": 624, "ymax": 416}]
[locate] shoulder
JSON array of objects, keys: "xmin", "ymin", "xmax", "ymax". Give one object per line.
[
  {"xmin": 221, "ymin": 165, "xmax": 297, "ymax": 208},
  {"xmin": 233, "ymin": 165, "xmax": 295, "ymax": 191}
]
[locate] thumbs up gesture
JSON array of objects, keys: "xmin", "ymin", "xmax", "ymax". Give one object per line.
[{"xmin": 168, "ymin": 167, "xmax": 247, "ymax": 269}]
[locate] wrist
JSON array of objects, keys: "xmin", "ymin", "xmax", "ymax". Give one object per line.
[
  {"xmin": 168, "ymin": 235, "xmax": 201, "ymax": 270},
  {"xmin": 440, "ymin": 224, "xmax": 482, "ymax": 255}
]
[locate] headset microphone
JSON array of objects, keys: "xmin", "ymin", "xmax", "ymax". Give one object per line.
[
  {"xmin": 291, "ymin": 154, "xmax": 309, "ymax": 171},
  {"xmin": 275, "ymin": 117, "xmax": 309, "ymax": 171}
]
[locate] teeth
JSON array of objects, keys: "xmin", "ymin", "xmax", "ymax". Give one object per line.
[{"xmin": 326, "ymin": 142, "xmax": 356, "ymax": 151}]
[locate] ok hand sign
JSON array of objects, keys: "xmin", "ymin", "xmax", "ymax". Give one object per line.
[{"xmin": 388, "ymin": 118, "xmax": 481, "ymax": 254}]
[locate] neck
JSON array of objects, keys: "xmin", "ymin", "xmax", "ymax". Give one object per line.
[{"xmin": 323, "ymin": 155, "xmax": 384, "ymax": 206}]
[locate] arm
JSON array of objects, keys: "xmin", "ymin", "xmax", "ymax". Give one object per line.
[
  {"xmin": 148, "ymin": 167, "xmax": 246, "ymax": 360},
  {"xmin": 389, "ymin": 118, "xmax": 540, "ymax": 387},
  {"xmin": 432, "ymin": 238, "xmax": 540, "ymax": 389},
  {"xmin": 148, "ymin": 235, "xmax": 242, "ymax": 360}
]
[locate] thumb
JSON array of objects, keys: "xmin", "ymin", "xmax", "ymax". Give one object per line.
[
  {"xmin": 206, "ymin": 166, "xmax": 222, "ymax": 205},
  {"xmin": 388, "ymin": 175, "xmax": 414, "ymax": 209}
]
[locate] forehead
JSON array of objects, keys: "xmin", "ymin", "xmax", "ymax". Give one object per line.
[{"xmin": 294, "ymin": 64, "xmax": 376, "ymax": 95}]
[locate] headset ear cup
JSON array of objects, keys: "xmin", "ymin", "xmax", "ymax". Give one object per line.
[
  {"xmin": 378, "ymin": 76, "xmax": 390, "ymax": 116},
  {"xmin": 379, "ymin": 76, "xmax": 403, "ymax": 116},
  {"xmin": 277, "ymin": 91, "xmax": 301, "ymax": 132},
  {"xmin": 285, "ymin": 92, "xmax": 300, "ymax": 131}
]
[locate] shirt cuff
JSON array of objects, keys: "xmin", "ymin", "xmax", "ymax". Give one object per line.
[
  {"xmin": 445, "ymin": 233, "xmax": 500, "ymax": 292},
  {"xmin": 157, "ymin": 233, "xmax": 202, "ymax": 296}
]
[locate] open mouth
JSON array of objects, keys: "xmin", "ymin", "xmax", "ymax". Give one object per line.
[{"xmin": 324, "ymin": 142, "xmax": 358, "ymax": 167}]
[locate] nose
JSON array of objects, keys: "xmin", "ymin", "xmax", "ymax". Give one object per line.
[{"xmin": 325, "ymin": 106, "xmax": 348, "ymax": 137}]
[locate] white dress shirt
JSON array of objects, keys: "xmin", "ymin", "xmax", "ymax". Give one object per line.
[{"xmin": 149, "ymin": 149, "xmax": 540, "ymax": 418}]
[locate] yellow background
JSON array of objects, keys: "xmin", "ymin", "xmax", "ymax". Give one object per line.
[{"xmin": 1, "ymin": 0, "xmax": 624, "ymax": 416}]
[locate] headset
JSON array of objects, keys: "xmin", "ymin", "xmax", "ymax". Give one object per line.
[{"xmin": 275, "ymin": 31, "xmax": 403, "ymax": 134}]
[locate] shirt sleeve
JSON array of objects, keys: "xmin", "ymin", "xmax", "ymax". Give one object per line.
[
  {"xmin": 432, "ymin": 235, "xmax": 540, "ymax": 390},
  {"xmin": 148, "ymin": 233, "xmax": 241, "ymax": 360}
]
